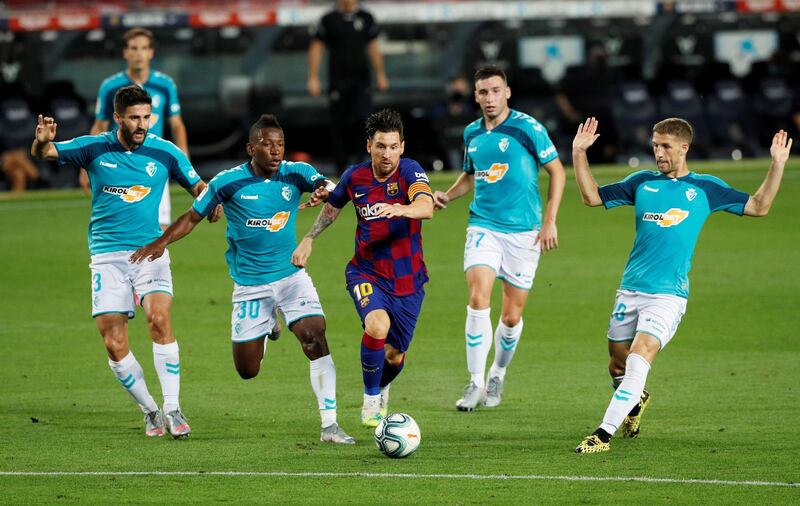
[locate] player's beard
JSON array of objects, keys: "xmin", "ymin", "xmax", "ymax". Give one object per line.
[{"xmin": 120, "ymin": 125, "xmax": 147, "ymax": 149}]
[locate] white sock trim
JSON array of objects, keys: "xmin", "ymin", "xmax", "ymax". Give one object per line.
[{"xmin": 153, "ymin": 341, "xmax": 179, "ymax": 354}]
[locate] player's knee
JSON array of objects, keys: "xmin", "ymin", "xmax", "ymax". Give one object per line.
[
  {"xmin": 468, "ymin": 292, "xmax": 490, "ymax": 310},
  {"xmin": 146, "ymin": 311, "xmax": 170, "ymax": 335},
  {"xmin": 364, "ymin": 312, "xmax": 390, "ymax": 339},
  {"xmin": 103, "ymin": 336, "xmax": 128, "ymax": 359},
  {"xmin": 385, "ymin": 351, "xmax": 405, "ymax": 367},
  {"xmin": 500, "ymin": 313, "xmax": 521, "ymax": 327},
  {"xmin": 608, "ymin": 359, "xmax": 626, "ymax": 377},
  {"xmin": 236, "ymin": 364, "xmax": 260, "ymax": 380}
]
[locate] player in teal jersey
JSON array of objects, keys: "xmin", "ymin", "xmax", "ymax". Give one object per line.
[
  {"xmin": 130, "ymin": 114, "xmax": 355, "ymax": 444},
  {"xmin": 433, "ymin": 65, "xmax": 566, "ymax": 411},
  {"xmin": 81, "ymin": 27, "xmax": 189, "ymax": 229},
  {"xmin": 32, "ymin": 86, "xmax": 217, "ymax": 439},
  {"xmin": 572, "ymin": 117, "xmax": 792, "ymax": 454}
]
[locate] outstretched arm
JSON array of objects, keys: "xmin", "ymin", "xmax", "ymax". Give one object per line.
[
  {"xmin": 187, "ymin": 181, "xmax": 222, "ymax": 223},
  {"xmin": 130, "ymin": 209, "xmax": 204, "ymax": 263},
  {"xmin": 367, "ymin": 38, "xmax": 389, "ymax": 92},
  {"xmin": 292, "ymin": 203, "xmax": 342, "ymax": 268},
  {"xmin": 538, "ymin": 158, "xmax": 566, "ymax": 252},
  {"xmin": 307, "ymin": 39, "xmax": 325, "ymax": 97},
  {"xmin": 744, "ymin": 130, "xmax": 792, "ymax": 217},
  {"xmin": 31, "ymin": 115, "xmax": 59, "ymax": 160},
  {"xmin": 571, "ymin": 117, "xmax": 603, "ymax": 207},
  {"xmin": 376, "ymin": 194, "xmax": 434, "ymax": 220},
  {"xmin": 433, "ymin": 172, "xmax": 474, "ymax": 210}
]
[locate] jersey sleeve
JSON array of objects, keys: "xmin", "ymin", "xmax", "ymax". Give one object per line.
[
  {"xmin": 53, "ymin": 135, "xmax": 100, "ymax": 168},
  {"xmin": 191, "ymin": 175, "xmax": 223, "ymax": 218},
  {"xmin": 462, "ymin": 129, "xmax": 476, "ymax": 174},
  {"xmin": 165, "ymin": 76, "xmax": 182, "ymax": 118},
  {"xmin": 162, "ymin": 141, "xmax": 200, "ymax": 189},
  {"xmin": 290, "ymin": 162, "xmax": 326, "ymax": 193},
  {"xmin": 525, "ymin": 120, "xmax": 558, "ymax": 165},
  {"xmin": 701, "ymin": 178, "xmax": 750, "ymax": 215},
  {"xmin": 363, "ymin": 12, "xmax": 380, "ymax": 40},
  {"xmin": 94, "ymin": 80, "xmax": 114, "ymax": 122},
  {"xmin": 402, "ymin": 160, "xmax": 433, "ymax": 202},
  {"xmin": 599, "ymin": 171, "xmax": 650, "ymax": 209},
  {"xmin": 326, "ymin": 170, "xmax": 351, "ymax": 209},
  {"xmin": 312, "ymin": 13, "xmax": 330, "ymax": 42}
]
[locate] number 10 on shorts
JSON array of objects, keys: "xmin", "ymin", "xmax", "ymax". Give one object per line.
[{"xmin": 352, "ymin": 282, "xmax": 373, "ymax": 301}]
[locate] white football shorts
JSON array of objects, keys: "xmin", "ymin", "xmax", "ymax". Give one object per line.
[
  {"xmin": 230, "ymin": 269, "xmax": 325, "ymax": 343},
  {"xmin": 89, "ymin": 249, "xmax": 173, "ymax": 318},
  {"xmin": 607, "ymin": 289, "xmax": 688, "ymax": 349},
  {"xmin": 158, "ymin": 184, "xmax": 171, "ymax": 227},
  {"xmin": 463, "ymin": 225, "xmax": 541, "ymax": 290}
]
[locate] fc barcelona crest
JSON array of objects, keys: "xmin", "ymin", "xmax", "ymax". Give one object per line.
[{"xmin": 386, "ymin": 182, "xmax": 399, "ymax": 196}]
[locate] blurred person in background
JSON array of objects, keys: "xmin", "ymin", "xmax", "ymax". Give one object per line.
[
  {"xmin": 0, "ymin": 85, "xmax": 39, "ymax": 193},
  {"xmin": 81, "ymin": 27, "xmax": 189, "ymax": 230},
  {"xmin": 308, "ymin": 0, "xmax": 389, "ymax": 174}
]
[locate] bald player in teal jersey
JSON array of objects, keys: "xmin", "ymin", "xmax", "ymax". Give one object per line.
[
  {"xmin": 130, "ymin": 114, "xmax": 355, "ymax": 445},
  {"xmin": 434, "ymin": 65, "xmax": 566, "ymax": 411},
  {"xmin": 32, "ymin": 86, "xmax": 217, "ymax": 439},
  {"xmin": 572, "ymin": 117, "xmax": 792, "ymax": 454}
]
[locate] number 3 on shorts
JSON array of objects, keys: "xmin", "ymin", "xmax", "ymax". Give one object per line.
[
  {"xmin": 92, "ymin": 272, "xmax": 102, "ymax": 292},
  {"xmin": 352, "ymin": 282, "xmax": 373, "ymax": 301}
]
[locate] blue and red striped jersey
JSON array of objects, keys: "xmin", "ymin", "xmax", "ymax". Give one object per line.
[{"xmin": 327, "ymin": 158, "xmax": 433, "ymax": 296}]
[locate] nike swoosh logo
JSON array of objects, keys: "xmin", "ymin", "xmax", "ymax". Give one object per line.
[
  {"xmin": 354, "ymin": 192, "xmax": 366, "ymax": 198},
  {"xmin": 643, "ymin": 185, "xmax": 659, "ymax": 192}
]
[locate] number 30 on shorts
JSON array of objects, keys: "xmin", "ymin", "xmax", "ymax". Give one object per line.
[
  {"xmin": 352, "ymin": 282, "xmax": 373, "ymax": 301},
  {"xmin": 236, "ymin": 300, "xmax": 261, "ymax": 319}
]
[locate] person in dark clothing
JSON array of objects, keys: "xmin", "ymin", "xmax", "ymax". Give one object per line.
[{"xmin": 308, "ymin": 0, "xmax": 389, "ymax": 174}]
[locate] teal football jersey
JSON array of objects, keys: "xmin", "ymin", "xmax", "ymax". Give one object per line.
[
  {"xmin": 55, "ymin": 132, "xmax": 200, "ymax": 255},
  {"xmin": 192, "ymin": 161, "xmax": 324, "ymax": 286},
  {"xmin": 462, "ymin": 109, "xmax": 559, "ymax": 233},
  {"xmin": 599, "ymin": 171, "xmax": 750, "ymax": 298},
  {"xmin": 95, "ymin": 70, "xmax": 181, "ymax": 137}
]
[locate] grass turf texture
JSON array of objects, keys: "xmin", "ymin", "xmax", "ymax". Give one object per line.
[{"xmin": 1, "ymin": 159, "xmax": 798, "ymax": 504}]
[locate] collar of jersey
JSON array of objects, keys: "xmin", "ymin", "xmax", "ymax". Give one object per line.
[{"xmin": 481, "ymin": 109, "xmax": 514, "ymax": 133}]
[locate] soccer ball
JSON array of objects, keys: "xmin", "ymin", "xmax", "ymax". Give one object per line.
[{"xmin": 374, "ymin": 413, "xmax": 421, "ymax": 458}]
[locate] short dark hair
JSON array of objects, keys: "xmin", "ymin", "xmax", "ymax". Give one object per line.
[
  {"xmin": 473, "ymin": 65, "xmax": 507, "ymax": 84},
  {"xmin": 249, "ymin": 114, "xmax": 283, "ymax": 141},
  {"xmin": 113, "ymin": 85, "xmax": 151, "ymax": 114},
  {"xmin": 123, "ymin": 27, "xmax": 154, "ymax": 48},
  {"xmin": 365, "ymin": 109, "xmax": 404, "ymax": 141},
  {"xmin": 653, "ymin": 117, "xmax": 693, "ymax": 144}
]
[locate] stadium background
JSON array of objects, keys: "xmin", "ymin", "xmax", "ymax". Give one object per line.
[{"xmin": 0, "ymin": 0, "xmax": 797, "ymax": 188}]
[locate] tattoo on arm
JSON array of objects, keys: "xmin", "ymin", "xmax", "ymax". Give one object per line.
[{"xmin": 306, "ymin": 204, "xmax": 340, "ymax": 239}]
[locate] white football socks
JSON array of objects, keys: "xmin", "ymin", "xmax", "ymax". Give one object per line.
[
  {"xmin": 599, "ymin": 353, "xmax": 651, "ymax": 435},
  {"xmin": 310, "ymin": 354, "xmax": 338, "ymax": 428},
  {"xmin": 465, "ymin": 306, "xmax": 492, "ymax": 388},
  {"xmin": 152, "ymin": 341, "xmax": 181, "ymax": 413},
  {"xmin": 488, "ymin": 318, "xmax": 523, "ymax": 381},
  {"xmin": 108, "ymin": 352, "xmax": 158, "ymax": 413}
]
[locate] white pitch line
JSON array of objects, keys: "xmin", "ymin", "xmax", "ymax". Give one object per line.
[{"xmin": 0, "ymin": 471, "xmax": 797, "ymax": 488}]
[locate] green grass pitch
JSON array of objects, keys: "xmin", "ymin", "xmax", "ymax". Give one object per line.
[{"xmin": 1, "ymin": 159, "xmax": 798, "ymax": 503}]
